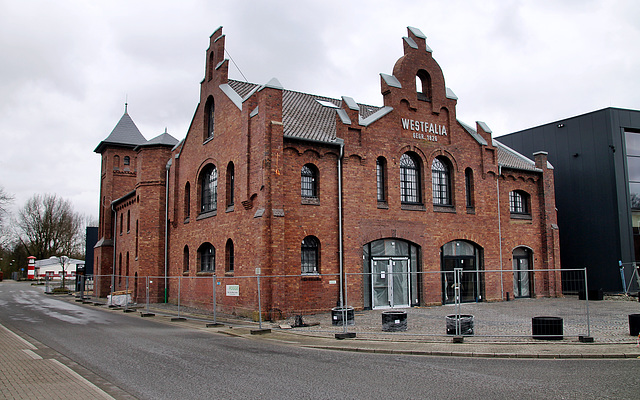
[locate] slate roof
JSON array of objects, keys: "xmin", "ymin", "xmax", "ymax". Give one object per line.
[
  {"xmin": 138, "ymin": 129, "xmax": 179, "ymax": 148},
  {"xmin": 226, "ymin": 79, "xmax": 540, "ymax": 172},
  {"xmin": 94, "ymin": 111, "xmax": 147, "ymax": 153}
]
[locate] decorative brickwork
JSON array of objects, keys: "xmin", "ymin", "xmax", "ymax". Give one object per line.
[{"xmin": 94, "ymin": 27, "xmax": 561, "ymax": 317}]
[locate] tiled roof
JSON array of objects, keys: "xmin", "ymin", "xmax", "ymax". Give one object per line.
[
  {"xmin": 226, "ymin": 80, "xmax": 539, "ymax": 172},
  {"xmin": 95, "ymin": 112, "xmax": 147, "ymax": 153},
  {"xmin": 493, "ymin": 139, "xmax": 539, "ymax": 171},
  {"xmin": 228, "ymin": 80, "xmax": 380, "ymax": 144}
]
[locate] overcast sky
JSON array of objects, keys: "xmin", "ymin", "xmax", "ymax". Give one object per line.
[{"xmin": 1, "ymin": 0, "xmax": 638, "ymax": 220}]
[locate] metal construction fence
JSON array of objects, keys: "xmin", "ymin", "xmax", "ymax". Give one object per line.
[{"xmin": 68, "ymin": 268, "xmax": 607, "ymax": 340}]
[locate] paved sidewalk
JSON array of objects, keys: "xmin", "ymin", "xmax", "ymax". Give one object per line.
[{"xmin": 0, "ymin": 322, "xmax": 115, "ymax": 400}]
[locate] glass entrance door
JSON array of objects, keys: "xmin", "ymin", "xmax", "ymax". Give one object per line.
[
  {"xmin": 513, "ymin": 256, "xmax": 531, "ymax": 298},
  {"xmin": 442, "ymin": 256, "xmax": 478, "ymax": 304},
  {"xmin": 372, "ymin": 257, "xmax": 410, "ymax": 309}
]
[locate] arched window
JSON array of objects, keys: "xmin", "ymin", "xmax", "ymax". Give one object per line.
[
  {"xmin": 119, "ymin": 213, "xmax": 123, "ymax": 234},
  {"xmin": 376, "ymin": 157, "xmax": 387, "ymax": 203},
  {"xmin": 126, "ymin": 210, "xmax": 130, "ymax": 233},
  {"xmin": 184, "ymin": 182, "xmax": 191, "ymax": 220},
  {"xmin": 198, "ymin": 243, "xmax": 215, "ymax": 272},
  {"xmin": 509, "ymin": 190, "xmax": 530, "ymax": 216},
  {"xmin": 301, "ymin": 236, "xmax": 320, "ymax": 274},
  {"xmin": 200, "ymin": 165, "xmax": 218, "ymax": 213},
  {"xmin": 204, "ymin": 97, "xmax": 215, "ymax": 140},
  {"xmin": 208, "ymin": 51, "xmax": 214, "ymax": 81},
  {"xmin": 226, "ymin": 162, "xmax": 235, "ymax": 208},
  {"xmin": 432, "ymin": 157, "xmax": 452, "ymax": 206},
  {"xmin": 183, "ymin": 246, "xmax": 189, "ymax": 273},
  {"xmin": 114, "ymin": 155, "xmax": 120, "ymax": 171},
  {"xmin": 400, "ymin": 153, "xmax": 420, "ymax": 203},
  {"xmin": 126, "ymin": 252, "xmax": 130, "ymax": 277},
  {"xmin": 416, "ymin": 69, "xmax": 432, "ymax": 101},
  {"xmin": 225, "ymin": 239, "xmax": 234, "ymax": 273},
  {"xmin": 301, "ymin": 164, "xmax": 318, "ymax": 198},
  {"xmin": 465, "ymin": 168, "xmax": 474, "ymax": 208},
  {"xmin": 124, "ymin": 156, "xmax": 130, "ymax": 166}
]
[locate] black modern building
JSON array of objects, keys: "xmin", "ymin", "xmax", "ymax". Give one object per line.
[{"xmin": 498, "ymin": 108, "xmax": 640, "ymax": 292}]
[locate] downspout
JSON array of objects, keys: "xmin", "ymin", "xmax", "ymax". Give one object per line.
[
  {"xmin": 165, "ymin": 159, "xmax": 172, "ymax": 303},
  {"xmin": 111, "ymin": 204, "xmax": 117, "ymax": 295},
  {"xmin": 496, "ymin": 165, "xmax": 504, "ymax": 299},
  {"xmin": 337, "ymin": 139, "xmax": 345, "ymax": 310}
]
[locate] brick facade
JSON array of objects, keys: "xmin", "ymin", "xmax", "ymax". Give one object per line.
[{"xmin": 94, "ymin": 27, "xmax": 561, "ymax": 317}]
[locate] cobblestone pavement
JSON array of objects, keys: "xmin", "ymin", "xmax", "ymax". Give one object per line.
[{"xmin": 282, "ymin": 296, "xmax": 640, "ymax": 343}]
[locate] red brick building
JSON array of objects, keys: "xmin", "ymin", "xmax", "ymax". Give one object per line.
[{"xmin": 94, "ymin": 27, "xmax": 561, "ymax": 316}]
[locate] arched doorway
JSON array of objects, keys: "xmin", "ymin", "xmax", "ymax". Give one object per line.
[
  {"xmin": 513, "ymin": 247, "xmax": 533, "ymax": 298},
  {"xmin": 441, "ymin": 240, "xmax": 483, "ymax": 304},
  {"xmin": 363, "ymin": 239, "xmax": 421, "ymax": 309}
]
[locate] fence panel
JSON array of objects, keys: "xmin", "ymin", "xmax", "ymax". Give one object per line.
[{"xmin": 63, "ymin": 268, "xmax": 605, "ymax": 340}]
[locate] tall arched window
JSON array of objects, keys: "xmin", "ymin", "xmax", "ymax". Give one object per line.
[
  {"xmin": 226, "ymin": 162, "xmax": 235, "ymax": 208},
  {"xmin": 200, "ymin": 165, "xmax": 218, "ymax": 213},
  {"xmin": 376, "ymin": 157, "xmax": 387, "ymax": 203},
  {"xmin": 183, "ymin": 246, "xmax": 189, "ymax": 273},
  {"xmin": 432, "ymin": 157, "xmax": 451, "ymax": 206},
  {"xmin": 198, "ymin": 243, "xmax": 215, "ymax": 272},
  {"xmin": 124, "ymin": 156, "xmax": 130, "ymax": 166},
  {"xmin": 465, "ymin": 168, "xmax": 474, "ymax": 208},
  {"xmin": 301, "ymin": 236, "xmax": 320, "ymax": 274},
  {"xmin": 301, "ymin": 164, "xmax": 318, "ymax": 198},
  {"xmin": 204, "ymin": 97, "xmax": 215, "ymax": 140},
  {"xmin": 400, "ymin": 153, "xmax": 420, "ymax": 203},
  {"xmin": 225, "ymin": 239, "xmax": 234, "ymax": 273},
  {"xmin": 114, "ymin": 155, "xmax": 120, "ymax": 171},
  {"xmin": 184, "ymin": 182, "xmax": 191, "ymax": 220}
]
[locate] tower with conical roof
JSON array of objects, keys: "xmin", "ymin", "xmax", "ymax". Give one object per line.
[{"xmin": 93, "ymin": 105, "xmax": 147, "ymax": 296}]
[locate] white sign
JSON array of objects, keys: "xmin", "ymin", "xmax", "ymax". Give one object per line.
[
  {"xmin": 226, "ymin": 285, "xmax": 240, "ymax": 297},
  {"xmin": 401, "ymin": 118, "xmax": 447, "ymax": 142}
]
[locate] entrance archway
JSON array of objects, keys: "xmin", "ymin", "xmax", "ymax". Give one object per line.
[
  {"xmin": 363, "ymin": 239, "xmax": 421, "ymax": 309},
  {"xmin": 441, "ymin": 240, "xmax": 483, "ymax": 304},
  {"xmin": 513, "ymin": 247, "xmax": 533, "ymax": 298}
]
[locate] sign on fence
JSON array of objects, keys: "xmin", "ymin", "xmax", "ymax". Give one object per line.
[{"xmin": 226, "ymin": 285, "xmax": 240, "ymax": 297}]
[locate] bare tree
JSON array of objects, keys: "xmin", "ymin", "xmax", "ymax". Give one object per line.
[
  {"xmin": 0, "ymin": 186, "xmax": 14, "ymax": 247},
  {"xmin": 15, "ymin": 194, "xmax": 83, "ymax": 260}
]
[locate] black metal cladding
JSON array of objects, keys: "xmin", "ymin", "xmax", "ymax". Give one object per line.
[{"xmin": 498, "ymin": 108, "xmax": 640, "ymax": 292}]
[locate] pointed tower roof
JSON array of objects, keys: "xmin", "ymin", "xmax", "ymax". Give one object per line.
[
  {"xmin": 94, "ymin": 105, "xmax": 147, "ymax": 153},
  {"xmin": 138, "ymin": 128, "xmax": 179, "ymax": 149}
]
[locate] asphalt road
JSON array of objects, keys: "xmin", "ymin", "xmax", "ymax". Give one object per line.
[{"xmin": 0, "ymin": 280, "xmax": 638, "ymax": 399}]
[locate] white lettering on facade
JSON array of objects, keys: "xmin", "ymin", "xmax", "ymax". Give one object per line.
[{"xmin": 401, "ymin": 118, "xmax": 447, "ymax": 142}]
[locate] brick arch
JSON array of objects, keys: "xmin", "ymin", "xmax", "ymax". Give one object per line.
[
  {"xmin": 396, "ymin": 144, "xmax": 428, "ymax": 165},
  {"xmin": 436, "ymin": 235, "xmax": 485, "ymax": 253},
  {"xmin": 428, "ymin": 148, "xmax": 458, "ymax": 173},
  {"xmin": 195, "ymin": 158, "xmax": 219, "ymax": 183},
  {"xmin": 359, "ymin": 228, "xmax": 425, "ymax": 248}
]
